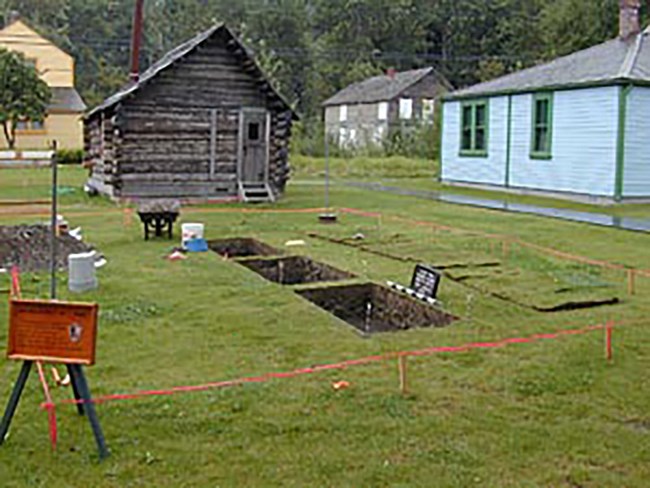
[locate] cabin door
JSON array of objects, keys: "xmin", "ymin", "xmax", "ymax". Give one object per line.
[{"xmin": 239, "ymin": 109, "xmax": 269, "ymax": 183}]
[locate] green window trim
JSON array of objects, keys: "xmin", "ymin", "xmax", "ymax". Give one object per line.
[
  {"xmin": 530, "ymin": 93, "xmax": 553, "ymax": 159},
  {"xmin": 459, "ymin": 99, "xmax": 489, "ymax": 157}
]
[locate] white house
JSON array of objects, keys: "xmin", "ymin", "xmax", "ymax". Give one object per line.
[{"xmin": 441, "ymin": 0, "xmax": 650, "ymax": 202}]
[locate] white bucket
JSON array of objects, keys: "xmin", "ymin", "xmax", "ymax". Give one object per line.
[
  {"xmin": 182, "ymin": 223, "xmax": 205, "ymax": 248},
  {"xmin": 68, "ymin": 251, "xmax": 98, "ymax": 293}
]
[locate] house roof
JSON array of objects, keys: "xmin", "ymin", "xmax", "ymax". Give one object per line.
[
  {"xmin": 49, "ymin": 87, "xmax": 86, "ymax": 112},
  {"xmin": 323, "ymin": 67, "xmax": 447, "ymax": 106},
  {"xmin": 448, "ymin": 26, "xmax": 650, "ymax": 100},
  {"xmin": 87, "ymin": 23, "xmax": 296, "ymax": 119}
]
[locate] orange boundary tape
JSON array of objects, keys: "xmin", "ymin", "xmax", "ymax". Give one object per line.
[
  {"xmin": 47, "ymin": 319, "xmax": 639, "ymax": 409},
  {"xmin": 1, "ymin": 203, "xmax": 647, "ymax": 277},
  {"xmin": 338, "ymin": 208, "xmax": 650, "ymax": 278}
]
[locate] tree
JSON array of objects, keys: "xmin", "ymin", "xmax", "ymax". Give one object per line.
[{"xmin": 0, "ymin": 48, "xmax": 51, "ymax": 149}]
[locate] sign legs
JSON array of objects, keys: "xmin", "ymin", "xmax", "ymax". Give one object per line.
[
  {"xmin": 0, "ymin": 361, "xmax": 33, "ymax": 445},
  {"xmin": 0, "ymin": 362, "xmax": 108, "ymax": 460},
  {"xmin": 67, "ymin": 364, "xmax": 85, "ymax": 416},
  {"xmin": 69, "ymin": 365, "xmax": 109, "ymax": 460}
]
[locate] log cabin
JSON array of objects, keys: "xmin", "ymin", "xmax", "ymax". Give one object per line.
[{"xmin": 84, "ymin": 24, "xmax": 297, "ymax": 202}]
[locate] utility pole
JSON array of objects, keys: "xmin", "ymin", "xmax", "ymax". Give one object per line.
[{"xmin": 130, "ymin": 0, "xmax": 145, "ymax": 83}]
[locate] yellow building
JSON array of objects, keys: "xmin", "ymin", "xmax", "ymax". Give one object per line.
[{"xmin": 0, "ymin": 17, "xmax": 86, "ymax": 153}]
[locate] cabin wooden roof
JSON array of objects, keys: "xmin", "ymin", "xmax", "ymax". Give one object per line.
[{"xmin": 87, "ymin": 23, "xmax": 296, "ymax": 119}]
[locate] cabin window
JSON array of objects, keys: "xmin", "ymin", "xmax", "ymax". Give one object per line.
[
  {"xmin": 531, "ymin": 93, "xmax": 553, "ymax": 159},
  {"xmin": 248, "ymin": 122, "xmax": 260, "ymax": 141},
  {"xmin": 460, "ymin": 100, "xmax": 488, "ymax": 157},
  {"xmin": 399, "ymin": 98, "xmax": 413, "ymax": 119},
  {"xmin": 339, "ymin": 105, "xmax": 348, "ymax": 122},
  {"xmin": 377, "ymin": 102, "xmax": 388, "ymax": 121}
]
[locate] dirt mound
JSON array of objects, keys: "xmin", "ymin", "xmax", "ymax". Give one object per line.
[{"xmin": 0, "ymin": 224, "xmax": 94, "ymax": 272}]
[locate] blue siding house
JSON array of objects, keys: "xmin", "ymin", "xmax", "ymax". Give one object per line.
[{"xmin": 441, "ymin": 1, "xmax": 650, "ymax": 202}]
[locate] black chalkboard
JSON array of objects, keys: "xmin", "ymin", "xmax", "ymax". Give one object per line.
[{"xmin": 410, "ymin": 264, "xmax": 442, "ymax": 299}]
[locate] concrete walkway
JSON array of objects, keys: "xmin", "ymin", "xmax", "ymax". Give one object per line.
[{"xmin": 345, "ymin": 182, "xmax": 650, "ymax": 233}]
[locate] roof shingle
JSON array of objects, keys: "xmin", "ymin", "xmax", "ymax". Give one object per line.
[
  {"xmin": 87, "ymin": 24, "xmax": 294, "ymax": 119},
  {"xmin": 448, "ymin": 27, "xmax": 650, "ymax": 99},
  {"xmin": 323, "ymin": 68, "xmax": 438, "ymax": 106}
]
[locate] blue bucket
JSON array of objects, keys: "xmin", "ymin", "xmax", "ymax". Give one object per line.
[{"xmin": 186, "ymin": 238, "xmax": 208, "ymax": 252}]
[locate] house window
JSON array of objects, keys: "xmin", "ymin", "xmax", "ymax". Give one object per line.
[
  {"xmin": 16, "ymin": 119, "xmax": 46, "ymax": 132},
  {"xmin": 338, "ymin": 127, "xmax": 347, "ymax": 143},
  {"xmin": 531, "ymin": 93, "xmax": 553, "ymax": 159},
  {"xmin": 460, "ymin": 100, "xmax": 489, "ymax": 157},
  {"xmin": 339, "ymin": 105, "xmax": 348, "ymax": 122},
  {"xmin": 378, "ymin": 102, "xmax": 388, "ymax": 121},
  {"xmin": 30, "ymin": 120, "xmax": 45, "ymax": 131},
  {"xmin": 422, "ymin": 99, "xmax": 435, "ymax": 121},
  {"xmin": 399, "ymin": 98, "xmax": 413, "ymax": 119}
]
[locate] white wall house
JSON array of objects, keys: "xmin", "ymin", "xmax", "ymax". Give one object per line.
[
  {"xmin": 324, "ymin": 68, "xmax": 452, "ymax": 149},
  {"xmin": 441, "ymin": 1, "xmax": 650, "ymax": 202}
]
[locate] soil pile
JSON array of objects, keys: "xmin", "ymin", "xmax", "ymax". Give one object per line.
[{"xmin": 0, "ymin": 224, "xmax": 94, "ymax": 272}]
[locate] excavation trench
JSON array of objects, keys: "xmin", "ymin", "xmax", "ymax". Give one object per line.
[
  {"xmin": 208, "ymin": 238, "xmax": 282, "ymax": 258},
  {"xmin": 297, "ymin": 283, "xmax": 457, "ymax": 334},
  {"xmin": 237, "ymin": 256, "xmax": 355, "ymax": 285}
]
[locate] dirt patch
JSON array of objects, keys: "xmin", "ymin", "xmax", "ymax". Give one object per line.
[
  {"xmin": 208, "ymin": 237, "xmax": 282, "ymax": 258},
  {"xmin": 297, "ymin": 283, "xmax": 457, "ymax": 334},
  {"xmin": 0, "ymin": 224, "xmax": 94, "ymax": 272},
  {"xmin": 238, "ymin": 256, "xmax": 355, "ymax": 285}
]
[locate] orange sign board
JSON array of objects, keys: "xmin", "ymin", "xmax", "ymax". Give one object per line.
[{"xmin": 7, "ymin": 299, "xmax": 98, "ymax": 365}]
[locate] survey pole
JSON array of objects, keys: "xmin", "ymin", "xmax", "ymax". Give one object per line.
[{"xmin": 50, "ymin": 141, "xmax": 58, "ymax": 300}]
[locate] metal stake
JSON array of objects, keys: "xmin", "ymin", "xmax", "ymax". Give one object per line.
[
  {"xmin": 324, "ymin": 133, "xmax": 330, "ymax": 210},
  {"xmin": 50, "ymin": 141, "xmax": 58, "ymax": 300}
]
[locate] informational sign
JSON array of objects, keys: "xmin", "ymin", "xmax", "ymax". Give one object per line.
[
  {"xmin": 410, "ymin": 264, "xmax": 442, "ymax": 300},
  {"xmin": 7, "ymin": 299, "xmax": 98, "ymax": 365}
]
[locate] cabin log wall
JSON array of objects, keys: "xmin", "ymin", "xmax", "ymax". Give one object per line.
[{"xmin": 84, "ymin": 27, "xmax": 293, "ymax": 200}]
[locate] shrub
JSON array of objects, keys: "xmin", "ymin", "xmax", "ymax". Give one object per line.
[{"xmin": 55, "ymin": 148, "xmax": 84, "ymax": 165}]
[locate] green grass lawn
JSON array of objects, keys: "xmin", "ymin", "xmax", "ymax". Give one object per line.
[
  {"xmin": 291, "ymin": 155, "xmax": 650, "ymax": 219},
  {"xmin": 0, "ymin": 166, "xmax": 650, "ymax": 486}
]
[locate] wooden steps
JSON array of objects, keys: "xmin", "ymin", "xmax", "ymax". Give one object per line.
[{"xmin": 238, "ymin": 181, "xmax": 275, "ymax": 203}]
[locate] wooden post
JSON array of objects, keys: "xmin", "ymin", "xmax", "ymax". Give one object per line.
[
  {"xmin": 398, "ymin": 355, "xmax": 408, "ymax": 394},
  {"xmin": 605, "ymin": 322, "xmax": 613, "ymax": 362},
  {"xmin": 627, "ymin": 269, "xmax": 636, "ymax": 296},
  {"xmin": 501, "ymin": 240, "xmax": 509, "ymax": 259},
  {"xmin": 123, "ymin": 207, "xmax": 133, "ymax": 228}
]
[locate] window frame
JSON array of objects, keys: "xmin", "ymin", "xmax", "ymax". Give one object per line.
[
  {"xmin": 339, "ymin": 104, "xmax": 348, "ymax": 122},
  {"xmin": 15, "ymin": 118, "xmax": 46, "ymax": 133},
  {"xmin": 399, "ymin": 98, "xmax": 413, "ymax": 120},
  {"xmin": 422, "ymin": 99, "xmax": 435, "ymax": 122},
  {"xmin": 377, "ymin": 102, "xmax": 388, "ymax": 121},
  {"xmin": 530, "ymin": 93, "xmax": 553, "ymax": 160},
  {"xmin": 459, "ymin": 99, "xmax": 489, "ymax": 157}
]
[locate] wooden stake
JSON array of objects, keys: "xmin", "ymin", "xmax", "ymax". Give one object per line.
[
  {"xmin": 123, "ymin": 207, "xmax": 133, "ymax": 228},
  {"xmin": 627, "ymin": 269, "xmax": 636, "ymax": 296},
  {"xmin": 398, "ymin": 355, "xmax": 408, "ymax": 394},
  {"xmin": 605, "ymin": 322, "xmax": 613, "ymax": 362}
]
